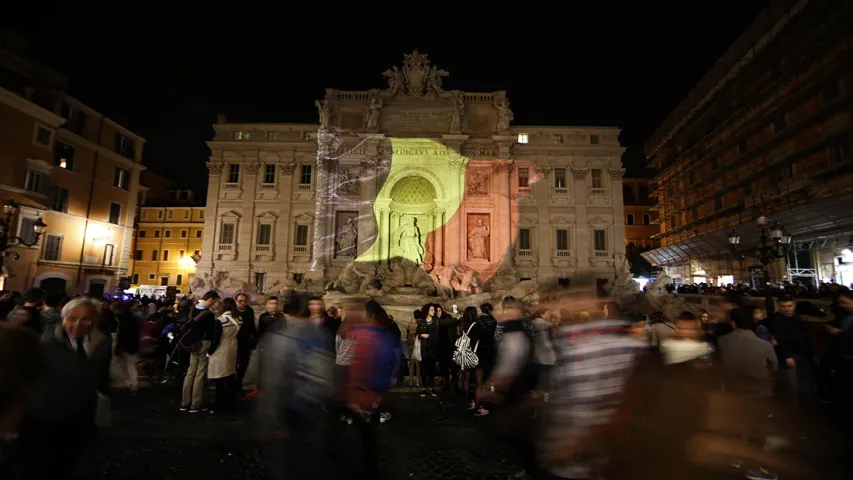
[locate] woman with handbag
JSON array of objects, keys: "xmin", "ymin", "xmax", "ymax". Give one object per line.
[
  {"xmin": 207, "ymin": 297, "xmax": 242, "ymax": 414},
  {"xmin": 458, "ymin": 306, "xmax": 490, "ymax": 416}
]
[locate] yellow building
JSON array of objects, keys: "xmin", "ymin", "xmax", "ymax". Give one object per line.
[
  {"xmin": 130, "ymin": 200, "xmax": 205, "ymax": 294},
  {"xmin": 0, "ymin": 45, "xmax": 144, "ymax": 296}
]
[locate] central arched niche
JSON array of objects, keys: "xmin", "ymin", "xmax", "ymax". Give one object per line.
[{"xmin": 390, "ymin": 175, "xmax": 437, "ymax": 205}]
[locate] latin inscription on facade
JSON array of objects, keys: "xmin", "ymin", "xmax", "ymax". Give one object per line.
[{"xmin": 381, "ymin": 109, "xmax": 449, "ymax": 131}]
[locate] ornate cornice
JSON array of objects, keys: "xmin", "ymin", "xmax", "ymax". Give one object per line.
[{"xmin": 207, "ymin": 162, "xmax": 223, "ymax": 175}]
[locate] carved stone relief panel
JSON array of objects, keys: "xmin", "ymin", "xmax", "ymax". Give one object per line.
[
  {"xmin": 334, "ymin": 211, "xmax": 359, "ymax": 259},
  {"xmin": 466, "ymin": 170, "xmax": 490, "ymax": 197}
]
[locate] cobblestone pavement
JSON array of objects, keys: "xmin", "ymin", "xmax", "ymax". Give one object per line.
[
  {"xmin": 79, "ymin": 386, "xmax": 520, "ymax": 480},
  {"xmin": 76, "ymin": 385, "xmax": 850, "ymax": 480}
]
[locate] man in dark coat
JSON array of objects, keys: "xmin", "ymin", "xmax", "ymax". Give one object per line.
[{"xmin": 235, "ymin": 293, "xmax": 259, "ymax": 395}]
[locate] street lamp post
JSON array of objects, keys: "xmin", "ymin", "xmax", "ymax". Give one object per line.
[
  {"xmin": 728, "ymin": 215, "xmax": 791, "ymax": 314},
  {"xmin": 0, "ymin": 200, "xmax": 48, "ymax": 288}
]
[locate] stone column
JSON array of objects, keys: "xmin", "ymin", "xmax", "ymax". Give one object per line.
[
  {"xmin": 358, "ymin": 156, "xmax": 379, "ymax": 258},
  {"xmin": 198, "ymin": 161, "xmax": 223, "ymax": 276},
  {"xmin": 238, "ymin": 160, "xmax": 260, "ymax": 283},
  {"xmin": 571, "ymin": 166, "xmax": 589, "ymax": 271},
  {"xmin": 609, "ymin": 168, "xmax": 627, "ymax": 259},
  {"xmin": 309, "ymin": 129, "xmax": 340, "ymax": 275},
  {"xmin": 276, "ymin": 163, "xmax": 296, "ymax": 264},
  {"xmin": 535, "ymin": 166, "xmax": 553, "ymax": 276}
]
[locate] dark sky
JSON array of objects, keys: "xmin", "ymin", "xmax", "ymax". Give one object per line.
[{"xmin": 5, "ymin": 3, "xmax": 767, "ymax": 190}]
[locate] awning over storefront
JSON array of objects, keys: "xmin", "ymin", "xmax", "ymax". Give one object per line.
[{"xmin": 642, "ymin": 193, "xmax": 853, "ymax": 266}]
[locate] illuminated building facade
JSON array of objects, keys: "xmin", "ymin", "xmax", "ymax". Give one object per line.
[
  {"xmin": 622, "ymin": 178, "xmax": 658, "ymax": 248},
  {"xmin": 642, "ymin": 0, "xmax": 853, "ymax": 287},
  {"xmin": 0, "ymin": 42, "xmax": 144, "ymax": 295},
  {"xmin": 129, "ymin": 193, "xmax": 205, "ymax": 295},
  {"xmin": 196, "ymin": 52, "xmax": 626, "ymax": 298}
]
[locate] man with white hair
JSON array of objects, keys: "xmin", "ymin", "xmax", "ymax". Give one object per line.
[{"xmin": 10, "ymin": 296, "xmax": 112, "ymax": 478}]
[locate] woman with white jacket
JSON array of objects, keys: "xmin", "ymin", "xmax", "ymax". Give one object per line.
[{"xmin": 208, "ymin": 297, "xmax": 242, "ymax": 414}]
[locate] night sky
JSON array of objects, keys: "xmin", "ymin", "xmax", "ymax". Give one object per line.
[{"xmin": 5, "ymin": 3, "xmax": 767, "ymax": 191}]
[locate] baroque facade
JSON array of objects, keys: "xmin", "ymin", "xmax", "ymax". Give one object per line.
[{"xmin": 196, "ymin": 51, "xmax": 626, "ymax": 299}]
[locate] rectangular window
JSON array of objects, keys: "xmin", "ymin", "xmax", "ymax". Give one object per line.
[
  {"xmin": 176, "ymin": 274, "xmax": 183, "ymax": 285},
  {"xmin": 233, "ymin": 131, "xmax": 244, "ymax": 140},
  {"xmin": 295, "ymin": 225, "xmax": 309, "ymax": 246},
  {"xmin": 554, "ymin": 168, "xmax": 567, "ymax": 189},
  {"xmin": 108, "ymin": 202, "xmax": 122, "ymax": 224},
  {"xmin": 590, "ymin": 134, "xmax": 600, "ymax": 145},
  {"xmin": 518, "ymin": 228, "xmax": 531, "ymax": 250},
  {"xmin": 62, "ymin": 104, "xmax": 86, "ymax": 135},
  {"xmin": 18, "ymin": 218, "xmax": 38, "ymax": 245},
  {"xmin": 228, "ymin": 164, "xmax": 240, "ymax": 183},
  {"xmin": 160, "ymin": 276, "xmax": 169, "ymax": 286},
  {"xmin": 626, "ymin": 213, "xmax": 634, "ymax": 225},
  {"xmin": 181, "ymin": 230, "xmax": 188, "ymax": 238},
  {"xmin": 164, "ymin": 229, "xmax": 171, "ymax": 238},
  {"xmin": 115, "ymin": 133, "xmax": 135, "ymax": 159},
  {"xmin": 255, "ymin": 272, "xmax": 267, "ymax": 294},
  {"xmin": 131, "ymin": 273, "xmax": 139, "ymax": 284},
  {"xmin": 103, "ymin": 244, "xmax": 114, "ymax": 266},
  {"xmin": 263, "ymin": 164, "xmax": 276, "ymax": 184},
  {"xmin": 139, "ymin": 230, "xmax": 147, "ymax": 238},
  {"xmin": 300, "ymin": 165, "xmax": 312, "ymax": 185},
  {"xmin": 643, "ymin": 214, "xmax": 650, "ymax": 225},
  {"xmin": 153, "ymin": 229, "xmax": 160, "ymax": 238},
  {"xmin": 591, "ymin": 169, "xmax": 603, "ymax": 189},
  {"xmin": 267, "ymin": 131, "xmax": 277, "ymax": 140},
  {"xmin": 114, "ymin": 168, "xmax": 130, "ymax": 190},
  {"xmin": 183, "ymin": 210, "xmax": 189, "ymax": 219},
  {"xmin": 167, "ymin": 209, "xmax": 173, "ymax": 219},
  {"xmin": 148, "ymin": 273, "xmax": 156, "ymax": 280},
  {"xmin": 257, "ymin": 224, "xmax": 272, "ymax": 245},
  {"xmin": 53, "ymin": 142, "xmax": 75, "ymax": 170},
  {"xmin": 25, "ymin": 171, "xmax": 47, "ymax": 194},
  {"xmin": 43, "ymin": 234, "xmax": 62, "ymax": 261},
  {"xmin": 199, "ymin": 210, "xmax": 204, "ymax": 219},
  {"xmin": 220, "ymin": 223, "xmax": 235, "ymax": 244},
  {"xmin": 151, "ymin": 249, "xmax": 158, "ymax": 261},
  {"xmin": 555, "ymin": 229, "xmax": 569, "ymax": 251},
  {"xmin": 195, "ymin": 230, "xmax": 202, "ymax": 238},
  {"xmin": 162, "ymin": 250, "xmax": 169, "ymax": 261},
  {"xmin": 135, "ymin": 249, "xmax": 143, "ymax": 261},
  {"xmin": 157, "ymin": 210, "xmax": 163, "ymax": 219},
  {"xmin": 51, "ymin": 186, "xmax": 69, "ymax": 213},
  {"xmin": 593, "ymin": 229, "xmax": 607, "ymax": 251},
  {"xmin": 518, "ymin": 168, "xmax": 529, "ymax": 188},
  {"xmin": 35, "ymin": 126, "xmax": 52, "ymax": 146},
  {"xmin": 517, "ymin": 133, "xmax": 529, "ymax": 144}
]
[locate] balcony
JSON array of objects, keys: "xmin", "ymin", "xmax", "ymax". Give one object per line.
[
  {"xmin": 589, "ymin": 188, "xmax": 606, "ymax": 196},
  {"xmin": 297, "ymin": 184, "xmax": 312, "ymax": 192},
  {"xmin": 259, "ymin": 183, "xmax": 276, "ymax": 190},
  {"xmin": 223, "ymin": 183, "xmax": 240, "ymax": 190},
  {"xmin": 254, "ymin": 245, "xmax": 272, "ymax": 253},
  {"xmin": 293, "ymin": 245, "xmax": 308, "ymax": 254}
]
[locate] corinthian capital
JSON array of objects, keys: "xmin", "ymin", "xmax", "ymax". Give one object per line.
[
  {"xmin": 608, "ymin": 168, "xmax": 626, "ymax": 178},
  {"xmin": 570, "ymin": 166, "xmax": 587, "ymax": 178},
  {"xmin": 207, "ymin": 162, "xmax": 223, "ymax": 175}
]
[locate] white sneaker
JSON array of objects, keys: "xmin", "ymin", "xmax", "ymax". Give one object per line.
[{"xmin": 380, "ymin": 412, "xmax": 392, "ymax": 423}]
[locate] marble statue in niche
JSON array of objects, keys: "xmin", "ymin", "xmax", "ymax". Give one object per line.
[
  {"xmin": 334, "ymin": 213, "xmax": 358, "ymax": 258},
  {"xmin": 397, "ymin": 217, "xmax": 425, "ymax": 264},
  {"xmin": 467, "ymin": 214, "xmax": 490, "ymax": 261}
]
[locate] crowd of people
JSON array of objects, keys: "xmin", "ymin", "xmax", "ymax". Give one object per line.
[
  {"xmin": 1, "ymin": 283, "xmax": 852, "ymax": 479},
  {"xmin": 673, "ymin": 280, "xmax": 849, "ymax": 299}
]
